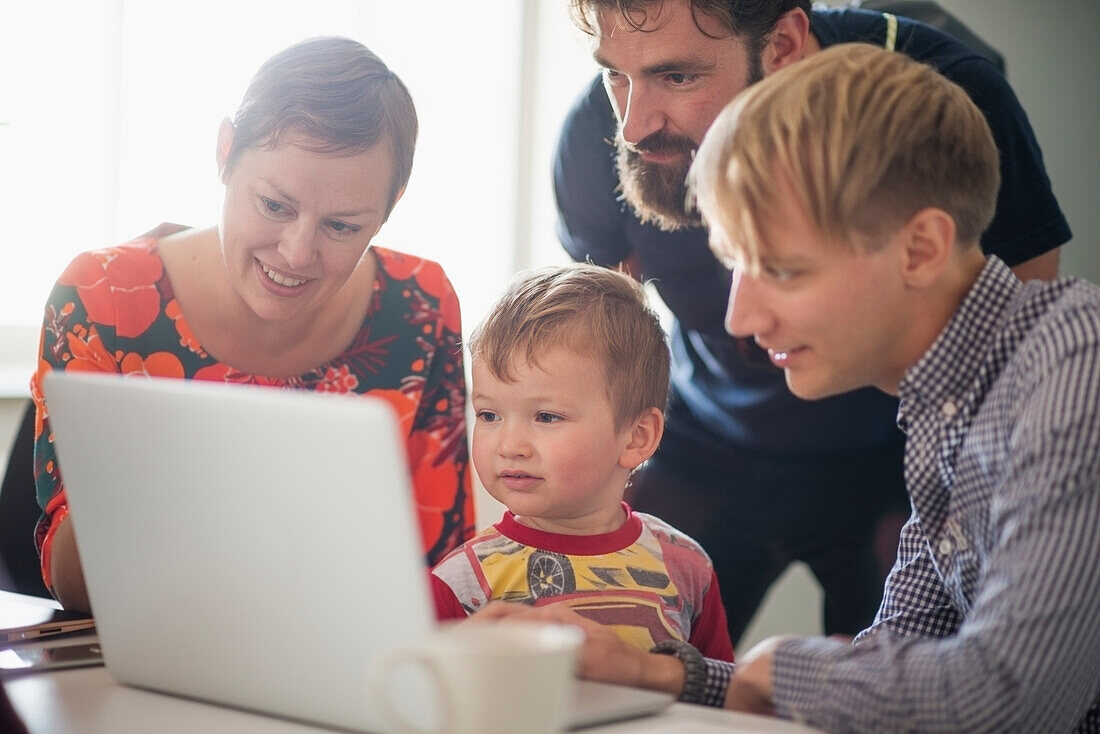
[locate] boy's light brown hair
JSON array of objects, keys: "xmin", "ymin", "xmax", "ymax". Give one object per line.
[
  {"xmin": 689, "ymin": 43, "xmax": 1000, "ymax": 272},
  {"xmin": 468, "ymin": 264, "xmax": 670, "ymax": 432}
]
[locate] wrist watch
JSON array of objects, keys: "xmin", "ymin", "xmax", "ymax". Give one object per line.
[{"xmin": 650, "ymin": 639, "xmax": 707, "ymax": 704}]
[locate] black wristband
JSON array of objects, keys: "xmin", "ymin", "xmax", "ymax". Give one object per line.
[{"xmin": 650, "ymin": 639, "xmax": 707, "ymax": 704}]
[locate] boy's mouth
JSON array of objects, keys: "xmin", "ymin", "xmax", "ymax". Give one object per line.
[{"xmin": 499, "ymin": 471, "xmax": 541, "ymax": 490}]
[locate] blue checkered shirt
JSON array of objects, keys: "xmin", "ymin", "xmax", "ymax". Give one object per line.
[{"xmin": 705, "ymin": 258, "xmax": 1100, "ymax": 731}]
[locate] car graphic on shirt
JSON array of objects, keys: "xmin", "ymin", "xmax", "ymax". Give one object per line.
[{"xmin": 478, "ymin": 546, "xmax": 686, "ymax": 649}]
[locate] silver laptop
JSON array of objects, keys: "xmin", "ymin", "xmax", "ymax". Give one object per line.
[{"xmin": 42, "ymin": 372, "xmax": 672, "ymax": 732}]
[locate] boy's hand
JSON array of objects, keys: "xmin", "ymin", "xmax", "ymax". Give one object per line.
[{"xmin": 465, "ymin": 602, "xmax": 686, "ymax": 696}]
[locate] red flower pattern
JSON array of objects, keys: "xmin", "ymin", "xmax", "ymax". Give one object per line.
[
  {"xmin": 315, "ymin": 364, "xmax": 359, "ymax": 393},
  {"xmin": 32, "ymin": 239, "xmax": 474, "ymax": 591},
  {"xmin": 57, "ymin": 243, "xmax": 164, "ymax": 338}
]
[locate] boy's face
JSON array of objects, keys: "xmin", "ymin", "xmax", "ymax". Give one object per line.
[
  {"xmin": 722, "ymin": 198, "xmax": 913, "ymax": 399},
  {"xmin": 471, "ymin": 347, "xmax": 636, "ymax": 534}
]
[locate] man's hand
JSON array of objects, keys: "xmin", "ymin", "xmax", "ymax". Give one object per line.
[
  {"xmin": 725, "ymin": 635, "xmax": 794, "ymax": 714},
  {"xmin": 468, "ymin": 602, "xmax": 687, "ymax": 696}
]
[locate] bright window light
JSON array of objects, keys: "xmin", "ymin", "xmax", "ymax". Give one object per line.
[{"xmin": 1, "ymin": 1, "xmax": 595, "ymax": 352}]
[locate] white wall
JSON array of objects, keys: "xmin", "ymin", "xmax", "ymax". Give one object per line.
[
  {"xmin": 943, "ymin": 0, "xmax": 1099, "ymax": 283},
  {"xmin": 829, "ymin": 1, "xmax": 1100, "ymax": 281}
]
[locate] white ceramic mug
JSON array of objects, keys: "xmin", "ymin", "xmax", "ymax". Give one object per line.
[{"xmin": 367, "ymin": 622, "xmax": 583, "ymax": 734}]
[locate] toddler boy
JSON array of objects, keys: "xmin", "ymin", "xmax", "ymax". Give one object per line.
[{"xmin": 431, "ymin": 264, "xmax": 734, "ymax": 662}]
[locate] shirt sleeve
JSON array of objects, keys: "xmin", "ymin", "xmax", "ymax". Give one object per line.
[
  {"xmin": 31, "ymin": 254, "xmax": 126, "ymax": 593},
  {"xmin": 701, "ymin": 657, "xmax": 734, "ymax": 708},
  {"xmin": 553, "ymin": 75, "xmax": 635, "ymax": 267},
  {"xmin": 770, "ymin": 333, "xmax": 1100, "ymax": 732},
  {"xmin": 855, "ymin": 512, "xmax": 961, "ymax": 642},
  {"xmin": 429, "ymin": 571, "xmax": 469, "ymax": 621},
  {"xmin": 688, "ymin": 570, "xmax": 735, "ymax": 663}
]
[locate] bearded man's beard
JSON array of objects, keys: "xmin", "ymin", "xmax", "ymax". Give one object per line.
[
  {"xmin": 615, "ymin": 131, "xmax": 701, "ymax": 231},
  {"xmin": 615, "ymin": 51, "xmax": 765, "ymax": 232}
]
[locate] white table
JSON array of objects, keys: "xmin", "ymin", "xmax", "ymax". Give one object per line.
[
  {"xmin": 0, "ymin": 591, "xmax": 821, "ymax": 733},
  {"xmin": 5, "ymin": 657, "xmax": 825, "ymax": 734}
]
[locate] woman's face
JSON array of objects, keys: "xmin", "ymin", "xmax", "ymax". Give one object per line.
[{"xmin": 217, "ymin": 124, "xmax": 395, "ymax": 327}]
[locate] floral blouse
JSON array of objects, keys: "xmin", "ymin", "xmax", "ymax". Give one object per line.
[{"xmin": 31, "ymin": 237, "xmax": 475, "ymax": 592}]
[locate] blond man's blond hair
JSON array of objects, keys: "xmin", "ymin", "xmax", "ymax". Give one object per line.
[
  {"xmin": 468, "ymin": 264, "xmax": 669, "ymax": 432},
  {"xmin": 689, "ymin": 43, "xmax": 1000, "ymax": 271}
]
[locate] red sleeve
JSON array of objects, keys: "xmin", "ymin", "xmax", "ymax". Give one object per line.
[
  {"xmin": 33, "ymin": 247, "xmax": 145, "ymax": 592},
  {"xmin": 430, "ymin": 572, "xmax": 469, "ymax": 622},
  {"xmin": 688, "ymin": 570, "xmax": 734, "ymax": 662}
]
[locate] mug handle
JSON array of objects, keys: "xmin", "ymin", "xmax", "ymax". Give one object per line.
[{"xmin": 366, "ymin": 648, "xmax": 454, "ymax": 734}]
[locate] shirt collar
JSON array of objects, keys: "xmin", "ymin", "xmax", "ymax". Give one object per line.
[{"xmin": 899, "ymin": 256, "xmax": 1021, "ymax": 416}]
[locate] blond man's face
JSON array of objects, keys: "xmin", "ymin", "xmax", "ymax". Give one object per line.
[{"xmin": 721, "ymin": 198, "xmax": 914, "ymax": 399}]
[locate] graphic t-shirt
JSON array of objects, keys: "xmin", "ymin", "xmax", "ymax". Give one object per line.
[{"xmin": 431, "ymin": 503, "xmax": 734, "ymax": 661}]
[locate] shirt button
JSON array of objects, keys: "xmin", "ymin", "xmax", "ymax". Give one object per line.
[
  {"xmin": 942, "ymin": 401, "xmax": 958, "ymax": 417},
  {"xmin": 938, "ymin": 538, "xmax": 954, "ymax": 555}
]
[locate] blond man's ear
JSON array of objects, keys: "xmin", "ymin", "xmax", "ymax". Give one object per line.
[
  {"xmin": 899, "ymin": 207, "xmax": 958, "ymax": 289},
  {"xmin": 619, "ymin": 407, "xmax": 665, "ymax": 471}
]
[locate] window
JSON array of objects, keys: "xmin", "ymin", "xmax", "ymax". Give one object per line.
[{"xmin": 0, "ymin": 1, "xmax": 598, "ymax": 390}]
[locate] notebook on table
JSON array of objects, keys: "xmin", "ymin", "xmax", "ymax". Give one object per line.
[{"xmin": 42, "ymin": 372, "xmax": 672, "ymax": 732}]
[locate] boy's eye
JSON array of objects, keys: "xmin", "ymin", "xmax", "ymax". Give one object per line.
[
  {"xmin": 477, "ymin": 410, "xmax": 500, "ymax": 423},
  {"xmin": 535, "ymin": 412, "xmax": 561, "ymax": 424}
]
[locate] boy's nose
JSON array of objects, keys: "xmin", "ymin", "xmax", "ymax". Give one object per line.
[{"xmin": 497, "ymin": 425, "xmax": 531, "ymax": 458}]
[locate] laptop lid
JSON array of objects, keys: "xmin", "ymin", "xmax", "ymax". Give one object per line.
[
  {"xmin": 42, "ymin": 372, "xmax": 672, "ymax": 731},
  {"xmin": 44, "ymin": 372, "xmax": 432, "ymax": 731}
]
